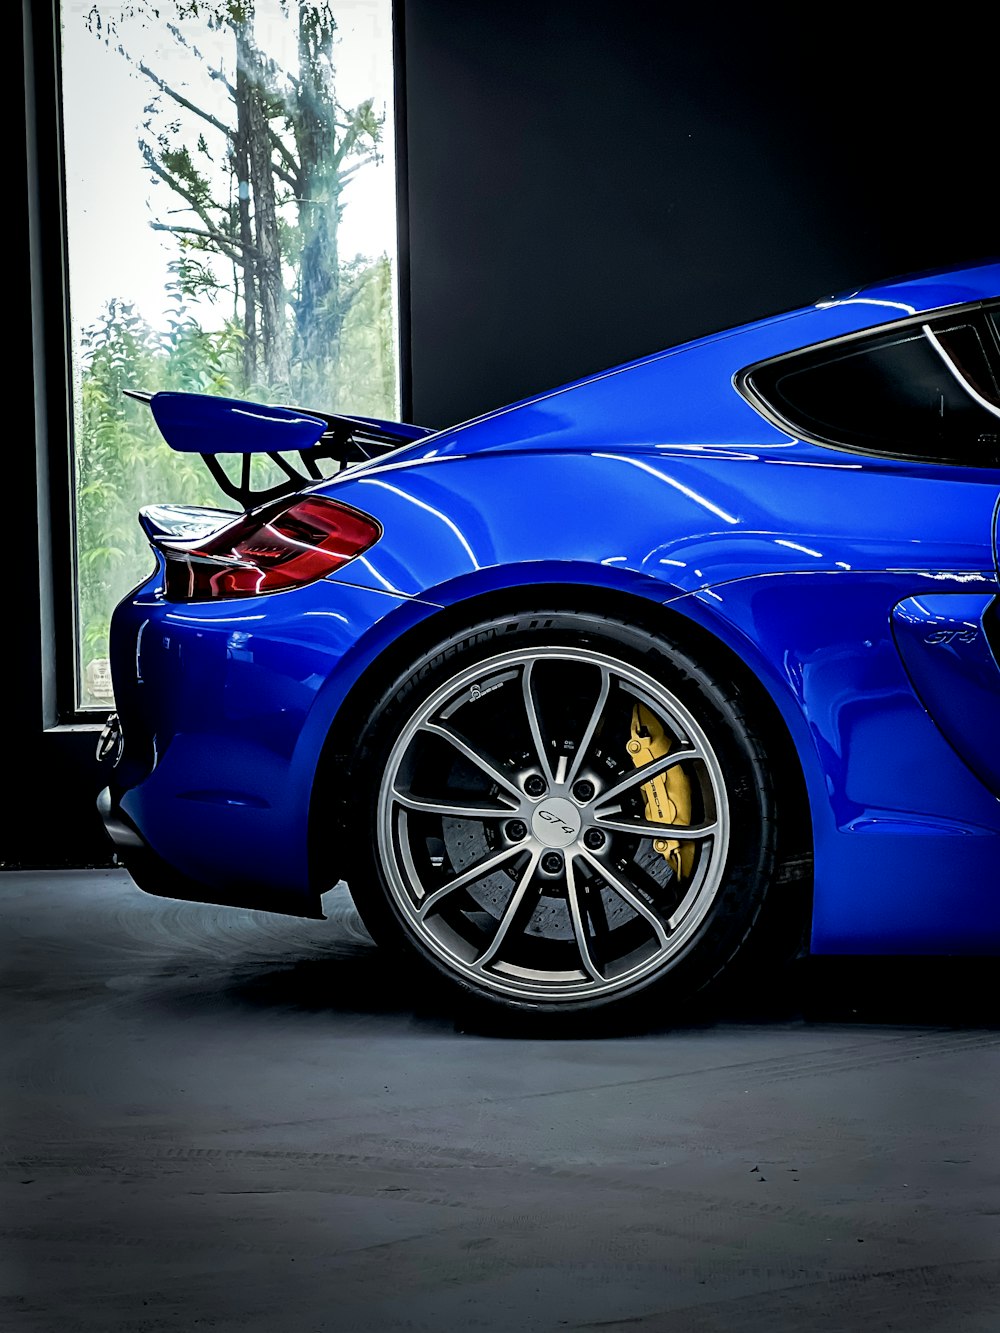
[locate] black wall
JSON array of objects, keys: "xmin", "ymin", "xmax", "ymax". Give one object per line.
[
  {"xmin": 402, "ymin": 0, "xmax": 998, "ymax": 427},
  {"xmin": 13, "ymin": 0, "xmax": 999, "ymax": 865}
]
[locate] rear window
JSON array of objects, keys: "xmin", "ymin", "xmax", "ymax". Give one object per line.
[{"xmin": 741, "ymin": 305, "xmax": 1000, "ymax": 467}]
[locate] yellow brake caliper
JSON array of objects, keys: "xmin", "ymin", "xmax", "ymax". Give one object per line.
[{"xmin": 626, "ymin": 703, "xmax": 694, "ymax": 881}]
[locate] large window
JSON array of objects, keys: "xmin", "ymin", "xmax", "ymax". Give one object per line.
[{"xmin": 58, "ymin": 0, "xmax": 399, "ymax": 709}]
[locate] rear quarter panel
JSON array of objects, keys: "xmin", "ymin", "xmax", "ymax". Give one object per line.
[{"xmin": 316, "ymin": 443, "xmax": 1000, "ymax": 953}]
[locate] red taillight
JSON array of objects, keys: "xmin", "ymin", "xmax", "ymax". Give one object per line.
[{"xmin": 161, "ymin": 496, "xmax": 381, "ymax": 601}]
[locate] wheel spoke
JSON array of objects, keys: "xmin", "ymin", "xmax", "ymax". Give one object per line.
[
  {"xmin": 566, "ymin": 854, "xmax": 604, "ymax": 982},
  {"xmin": 393, "ymin": 791, "xmax": 518, "ymax": 819},
  {"xmin": 418, "ymin": 720, "xmax": 525, "ymax": 801},
  {"xmin": 565, "ymin": 665, "xmax": 611, "ymax": 788},
  {"xmin": 475, "ymin": 850, "xmax": 542, "ymax": 969},
  {"xmin": 521, "ymin": 660, "xmax": 555, "ymax": 785},
  {"xmin": 594, "ymin": 747, "xmax": 699, "ymax": 806},
  {"xmin": 418, "ymin": 843, "xmax": 524, "ymax": 918},
  {"xmin": 577, "ymin": 848, "xmax": 670, "ymax": 948},
  {"xmin": 592, "ymin": 813, "xmax": 718, "ymax": 839},
  {"xmin": 377, "ymin": 641, "xmax": 734, "ymax": 1005}
]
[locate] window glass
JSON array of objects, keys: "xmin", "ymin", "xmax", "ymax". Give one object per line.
[
  {"xmin": 931, "ymin": 320, "xmax": 1000, "ymax": 411},
  {"xmin": 59, "ymin": 0, "xmax": 398, "ymax": 709},
  {"xmin": 746, "ymin": 319, "xmax": 1000, "ymax": 469}
]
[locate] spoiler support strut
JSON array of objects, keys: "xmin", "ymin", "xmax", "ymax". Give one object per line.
[{"xmin": 125, "ymin": 389, "xmax": 433, "ymax": 510}]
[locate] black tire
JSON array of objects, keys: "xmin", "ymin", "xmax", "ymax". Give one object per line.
[{"xmin": 343, "ymin": 608, "xmax": 779, "ymax": 1024}]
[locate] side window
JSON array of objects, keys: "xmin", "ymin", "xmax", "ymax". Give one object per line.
[{"xmin": 743, "ymin": 309, "xmax": 1000, "ymax": 467}]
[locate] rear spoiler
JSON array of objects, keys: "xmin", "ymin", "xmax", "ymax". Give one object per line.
[{"xmin": 126, "ymin": 389, "xmax": 434, "ymax": 509}]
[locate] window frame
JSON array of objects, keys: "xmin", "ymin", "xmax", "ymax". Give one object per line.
[
  {"xmin": 27, "ymin": 0, "xmax": 79, "ymax": 731},
  {"xmin": 737, "ymin": 300, "xmax": 1000, "ymax": 469},
  {"xmin": 26, "ymin": 0, "xmax": 412, "ymax": 731}
]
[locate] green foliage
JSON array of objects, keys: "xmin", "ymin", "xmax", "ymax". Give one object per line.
[
  {"xmin": 76, "ymin": 245, "xmax": 398, "ymax": 703},
  {"xmin": 75, "ymin": 4, "xmax": 399, "ymax": 707},
  {"xmin": 325, "ymin": 253, "xmax": 398, "ymax": 415},
  {"xmin": 75, "ymin": 283, "xmax": 241, "ymax": 690}
]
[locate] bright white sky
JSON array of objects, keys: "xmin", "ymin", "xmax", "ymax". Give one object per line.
[{"xmin": 59, "ymin": 0, "xmax": 397, "ymax": 337}]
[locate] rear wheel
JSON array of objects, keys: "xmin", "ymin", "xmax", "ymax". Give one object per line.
[{"xmin": 344, "ymin": 609, "xmax": 779, "ymax": 1021}]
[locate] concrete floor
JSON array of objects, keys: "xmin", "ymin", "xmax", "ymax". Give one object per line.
[{"xmin": 2, "ymin": 869, "xmax": 1000, "ymax": 1332}]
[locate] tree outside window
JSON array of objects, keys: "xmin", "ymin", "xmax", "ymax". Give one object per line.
[{"xmin": 60, "ymin": 0, "xmax": 399, "ymax": 709}]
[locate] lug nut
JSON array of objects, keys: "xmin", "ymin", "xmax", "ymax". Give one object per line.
[
  {"xmin": 541, "ymin": 851, "xmax": 564, "ymax": 874},
  {"xmin": 572, "ymin": 779, "xmax": 596, "ymax": 803},
  {"xmin": 524, "ymin": 774, "xmax": 547, "ymax": 798},
  {"xmin": 505, "ymin": 819, "xmax": 528, "ymax": 842},
  {"xmin": 583, "ymin": 828, "xmax": 606, "ymax": 850}
]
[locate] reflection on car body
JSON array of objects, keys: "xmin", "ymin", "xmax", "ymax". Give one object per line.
[{"xmin": 98, "ymin": 258, "xmax": 1000, "ymax": 1024}]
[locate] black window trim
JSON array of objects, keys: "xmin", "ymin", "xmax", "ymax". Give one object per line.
[
  {"xmin": 736, "ymin": 299, "xmax": 1000, "ymax": 468},
  {"xmin": 26, "ymin": 0, "xmax": 77, "ymax": 732}
]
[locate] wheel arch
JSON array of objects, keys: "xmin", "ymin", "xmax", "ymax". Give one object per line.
[{"xmin": 308, "ymin": 580, "xmax": 814, "ymax": 923}]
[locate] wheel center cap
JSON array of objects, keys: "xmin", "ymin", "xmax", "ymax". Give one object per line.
[{"xmin": 531, "ymin": 796, "xmax": 582, "ymax": 849}]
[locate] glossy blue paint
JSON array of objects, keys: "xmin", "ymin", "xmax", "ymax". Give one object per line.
[
  {"xmin": 149, "ymin": 391, "xmax": 328, "ymax": 454},
  {"xmin": 892, "ymin": 593, "xmax": 1000, "ymax": 798},
  {"xmin": 108, "ymin": 566, "xmax": 440, "ymax": 902},
  {"xmin": 334, "ymin": 258, "xmax": 1000, "ymax": 470},
  {"xmin": 321, "ymin": 444, "xmax": 1000, "ymax": 600},
  {"xmin": 337, "ymin": 414, "xmax": 435, "ymax": 441},
  {"xmin": 101, "ymin": 258, "xmax": 1000, "ymax": 954},
  {"xmin": 680, "ymin": 574, "xmax": 1000, "ymax": 953}
]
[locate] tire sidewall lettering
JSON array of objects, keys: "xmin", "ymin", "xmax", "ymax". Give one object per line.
[{"xmin": 345, "ymin": 607, "xmax": 779, "ymax": 1021}]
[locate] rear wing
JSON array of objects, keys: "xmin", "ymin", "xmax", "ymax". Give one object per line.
[{"xmin": 126, "ymin": 390, "xmax": 434, "ymax": 509}]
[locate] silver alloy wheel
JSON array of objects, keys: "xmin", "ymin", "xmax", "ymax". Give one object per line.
[{"xmin": 376, "ymin": 646, "xmax": 730, "ymax": 1004}]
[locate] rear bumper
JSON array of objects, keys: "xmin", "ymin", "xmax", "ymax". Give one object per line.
[
  {"xmin": 97, "ymin": 786, "xmax": 325, "ymax": 919},
  {"xmin": 98, "ymin": 571, "xmax": 428, "ymax": 914}
]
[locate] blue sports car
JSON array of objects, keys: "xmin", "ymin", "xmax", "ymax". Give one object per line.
[{"xmin": 98, "ymin": 258, "xmax": 1000, "ymax": 1022}]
